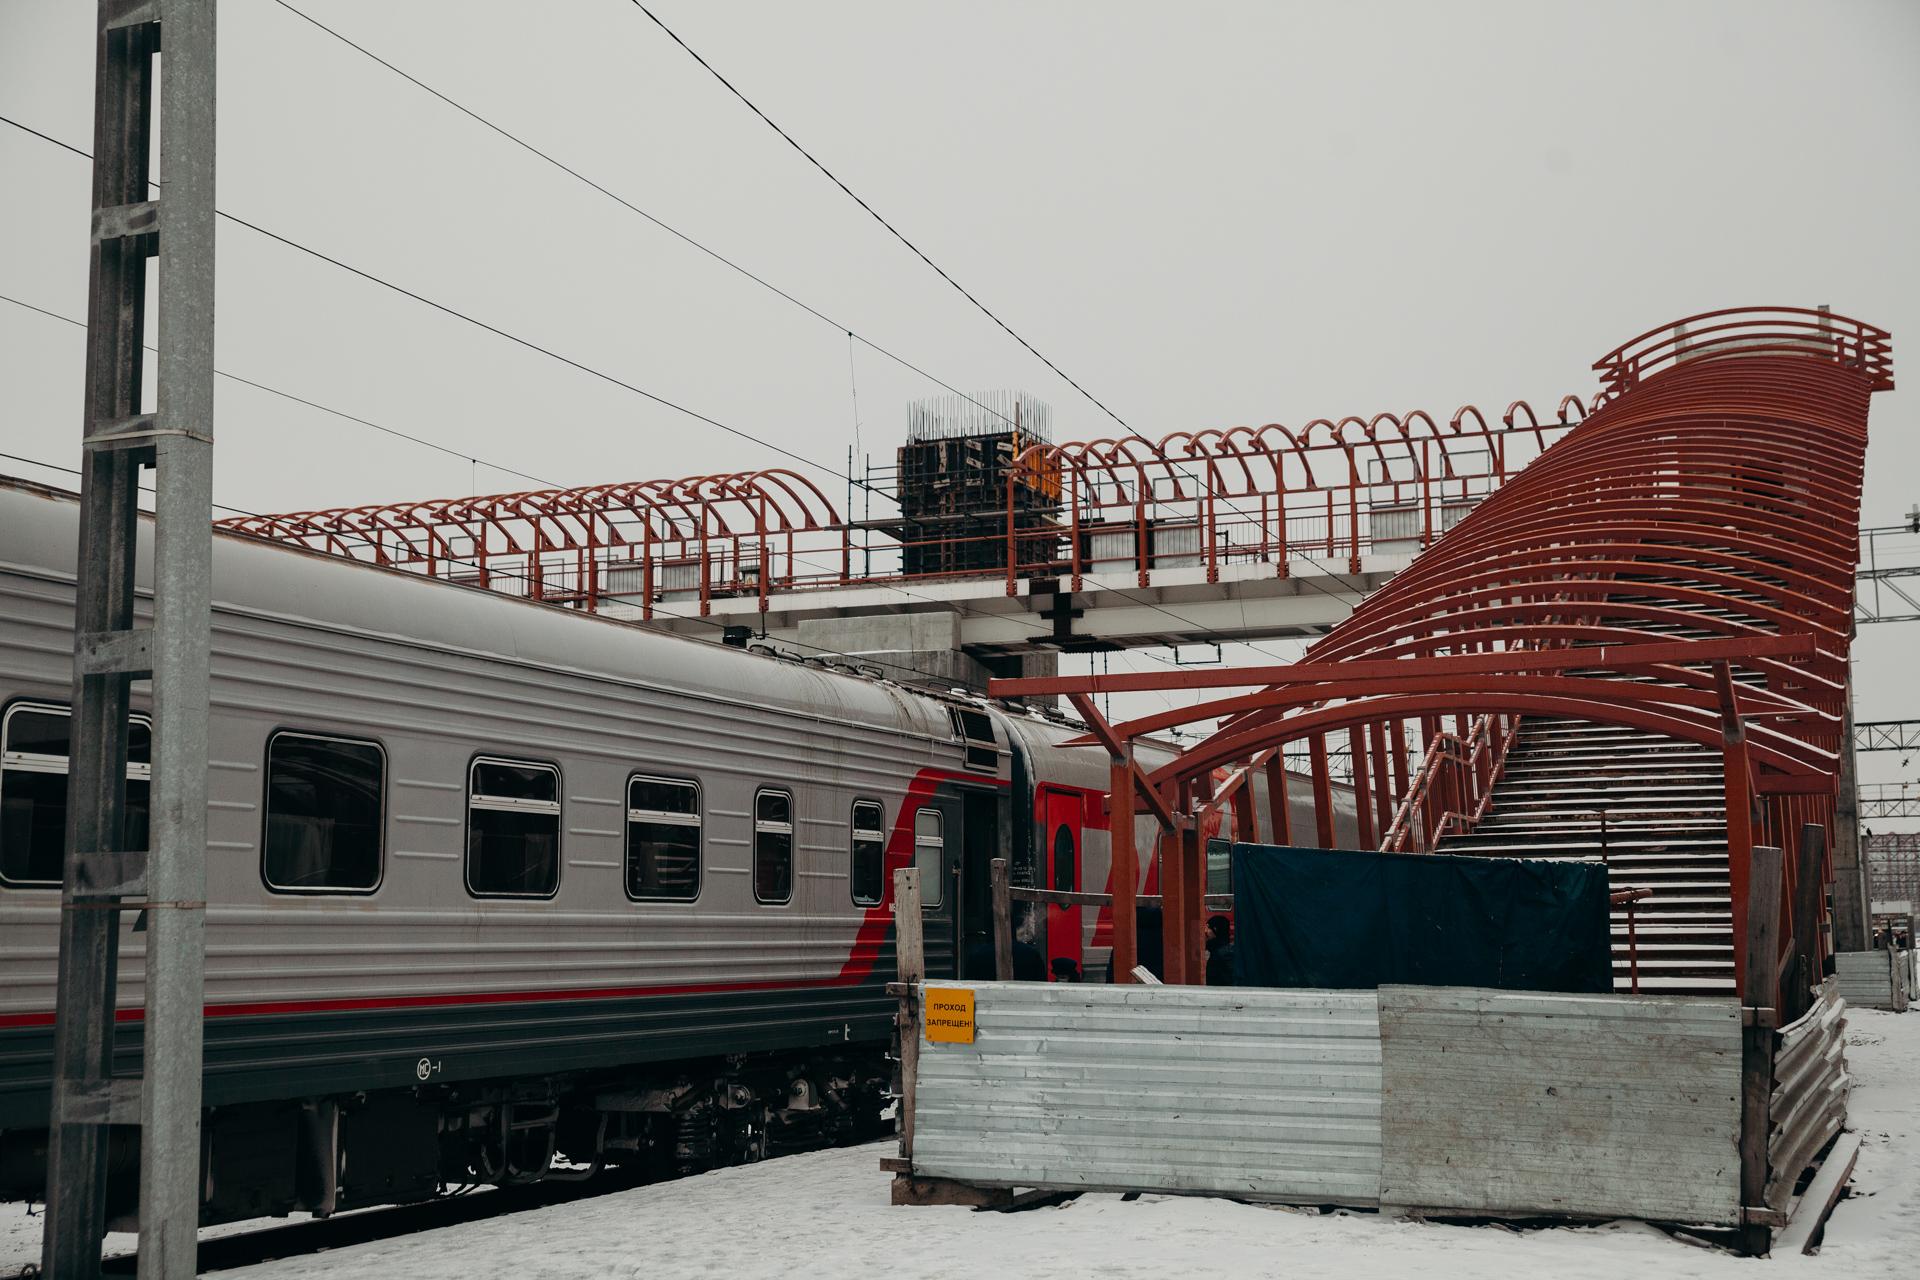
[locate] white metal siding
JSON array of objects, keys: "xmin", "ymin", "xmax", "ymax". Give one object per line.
[
  {"xmin": 1149, "ymin": 522, "xmax": 1201, "ymax": 570},
  {"xmin": 1834, "ymin": 950, "xmax": 1904, "ymax": 1011},
  {"xmin": 1376, "ymin": 985, "xmax": 1742, "ymax": 1225},
  {"xmin": 912, "ymin": 983, "xmax": 1381, "ymax": 1204}
]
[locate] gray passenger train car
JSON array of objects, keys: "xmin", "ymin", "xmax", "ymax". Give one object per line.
[{"xmin": 0, "ymin": 476, "xmax": 1351, "ymax": 1222}]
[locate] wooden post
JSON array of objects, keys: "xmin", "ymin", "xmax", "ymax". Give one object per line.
[
  {"xmin": 895, "ymin": 867, "xmax": 926, "ymax": 986},
  {"xmin": 1310, "ymin": 735, "xmax": 1335, "ymax": 848},
  {"xmin": 1265, "ymin": 752, "xmax": 1291, "ymax": 846},
  {"xmin": 1786, "ymin": 824, "xmax": 1826, "ymax": 1022},
  {"xmin": 1739, "ymin": 844, "xmax": 1783, "ymax": 1257},
  {"xmin": 990, "ymin": 857, "xmax": 1013, "ymax": 981},
  {"xmin": 1110, "ymin": 750, "xmax": 1139, "ymax": 983},
  {"xmin": 891, "ymin": 867, "xmax": 925, "ymax": 1173}
]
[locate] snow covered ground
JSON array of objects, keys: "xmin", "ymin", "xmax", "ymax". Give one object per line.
[{"xmin": 4, "ymin": 1008, "xmax": 1915, "ymax": 1278}]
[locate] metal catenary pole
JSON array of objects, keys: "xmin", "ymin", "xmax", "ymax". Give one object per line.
[{"xmin": 42, "ymin": 2, "xmax": 214, "ymax": 1277}]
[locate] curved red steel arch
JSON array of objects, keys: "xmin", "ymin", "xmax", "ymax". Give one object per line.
[
  {"xmin": 995, "ymin": 307, "xmax": 1892, "ymax": 994},
  {"xmin": 217, "ymin": 468, "xmax": 846, "ymax": 614}
]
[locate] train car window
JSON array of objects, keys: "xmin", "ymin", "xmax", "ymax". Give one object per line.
[
  {"xmin": 627, "ymin": 776, "xmax": 700, "ymax": 901},
  {"xmin": 0, "ymin": 703, "xmax": 149, "ymax": 888},
  {"xmin": 913, "ymin": 807, "xmax": 945, "ymax": 907},
  {"xmin": 1052, "ymin": 825, "xmax": 1076, "ymax": 893},
  {"xmin": 263, "ymin": 731, "xmax": 383, "ymax": 893},
  {"xmin": 753, "ymin": 789, "xmax": 794, "ymax": 904},
  {"xmin": 850, "ymin": 799, "xmax": 884, "ymax": 906},
  {"xmin": 466, "ymin": 757, "xmax": 561, "ymax": 898},
  {"xmin": 1206, "ymin": 837, "xmax": 1232, "ymax": 896},
  {"xmin": 948, "ymin": 707, "xmax": 998, "ymax": 772}
]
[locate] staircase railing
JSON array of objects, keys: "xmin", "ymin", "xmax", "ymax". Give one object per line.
[{"xmin": 1379, "ymin": 712, "xmax": 1520, "ymax": 852}]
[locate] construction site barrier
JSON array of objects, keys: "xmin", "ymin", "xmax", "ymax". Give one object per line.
[{"xmin": 1833, "ymin": 950, "xmax": 1912, "ymax": 1012}]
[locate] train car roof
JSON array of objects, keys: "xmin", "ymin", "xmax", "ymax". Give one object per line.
[{"xmin": 0, "ymin": 476, "xmax": 963, "ymax": 740}]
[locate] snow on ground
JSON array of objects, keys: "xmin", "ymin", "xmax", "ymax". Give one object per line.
[{"xmin": 3, "ymin": 1008, "xmax": 1915, "ymax": 1279}]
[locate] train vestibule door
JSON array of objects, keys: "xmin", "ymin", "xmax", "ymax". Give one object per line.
[{"xmin": 1040, "ymin": 788, "xmax": 1084, "ymax": 981}]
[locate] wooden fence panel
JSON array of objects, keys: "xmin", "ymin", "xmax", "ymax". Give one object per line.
[{"xmin": 1377, "ymin": 985, "xmax": 1743, "ymax": 1225}]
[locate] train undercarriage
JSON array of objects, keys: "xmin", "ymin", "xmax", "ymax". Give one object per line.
[{"xmin": 0, "ymin": 1046, "xmax": 892, "ymax": 1228}]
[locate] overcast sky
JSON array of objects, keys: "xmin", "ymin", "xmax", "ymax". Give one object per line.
[{"xmin": 2, "ymin": 1, "xmax": 1917, "ymax": 823}]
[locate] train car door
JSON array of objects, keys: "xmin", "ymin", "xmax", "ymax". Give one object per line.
[
  {"xmin": 913, "ymin": 795, "xmax": 959, "ymax": 979},
  {"xmin": 1039, "ymin": 787, "xmax": 1084, "ymax": 981},
  {"xmin": 957, "ymin": 790, "xmax": 999, "ymax": 978}
]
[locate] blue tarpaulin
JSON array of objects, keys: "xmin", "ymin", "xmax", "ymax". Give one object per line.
[{"xmin": 1229, "ymin": 843, "xmax": 1614, "ymax": 993}]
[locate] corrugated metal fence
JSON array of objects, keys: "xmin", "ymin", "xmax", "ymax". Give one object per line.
[
  {"xmin": 905, "ymin": 981, "xmax": 1760, "ymax": 1224},
  {"xmin": 1765, "ymin": 979, "xmax": 1851, "ymax": 1215},
  {"xmin": 1834, "ymin": 950, "xmax": 1910, "ymax": 1011},
  {"xmin": 911, "ymin": 983, "xmax": 1383, "ymax": 1204}
]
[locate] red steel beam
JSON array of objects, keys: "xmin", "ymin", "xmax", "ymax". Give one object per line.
[
  {"xmin": 1065, "ymin": 693, "xmax": 1178, "ymax": 831},
  {"xmin": 988, "ymin": 633, "xmax": 1818, "ymax": 699}
]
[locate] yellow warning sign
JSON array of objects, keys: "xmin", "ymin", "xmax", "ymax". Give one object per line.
[{"xmin": 924, "ymin": 987, "xmax": 976, "ymax": 1044}]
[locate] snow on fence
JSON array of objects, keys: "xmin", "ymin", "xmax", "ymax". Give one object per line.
[
  {"xmin": 1834, "ymin": 950, "xmax": 1911, "ymax": 1012},
  {"xmin": 907, "ymin": 983, "xmax": 1383, "ymax": 1205},
  {"xmin": 1376, "ymin": 986, "xmax": 1743, "ymax": 1224}
]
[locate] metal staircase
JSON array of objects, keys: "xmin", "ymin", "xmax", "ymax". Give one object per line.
[
  {"xmin": 1438, "ymin": 717, "xmax": 1734, "ymax": 995},
  {"xmin": 1428, "ymin": 540, "xmax": 1812, "ymax": 996}
]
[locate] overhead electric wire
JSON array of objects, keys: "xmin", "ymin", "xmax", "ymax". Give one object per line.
[
  {"xmin": 0, "ymin": 292, "xmax": 564, "ymax": 490},
  {"xmin": 626, "ymin": 0, "xmax": 1133, "ymax": 436},
  {"xmin": 0, "ymin": 112, "xmax": 833, "ymax": 478},
  {"xmin": 618, "ymin": 4, "xmax": 1375, "ymax": 648},
  {"xmin": 267, "ymin": 0, "xmax": 1025, "ymax": 440}
]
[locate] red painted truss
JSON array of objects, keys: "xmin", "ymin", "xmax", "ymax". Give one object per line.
[{"xmin": 993, "ymin": 306, "xmax": 1893, "ymax": 994}]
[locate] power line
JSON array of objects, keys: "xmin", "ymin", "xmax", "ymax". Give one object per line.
[
  {"xmin": 267, "ymin": 0, "xmax": 1024, "ymax": 438},
  {"xmin": 0, "ymin": 110, "xmax": 832, "ymax": 479},
  {"xmin": 627, "ymin": 0, "xmax": 1133, "ymax": 435},
  {"xmin": 0, "ymin": 291, "xmax": 563, "ymax": 490},
  {"xmin": 214, "ymin": 208, "xmax": 843, "ymax": 479},
  {"xmin": 617, "ymin": 7, "xmax": 1370, "ymax": 653}
]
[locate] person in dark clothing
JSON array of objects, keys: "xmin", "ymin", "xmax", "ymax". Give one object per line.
[
  {"xmin": 1013, "ymin": 938, "xmax": 1046, "ymax": 981},
  {"xmin": 962, "ymin": 935, "xmax": 1047, "ymax": 981},
  {"xmin": 1205, "ymin": 914, "xmax": 1236, "ymax": 986}
]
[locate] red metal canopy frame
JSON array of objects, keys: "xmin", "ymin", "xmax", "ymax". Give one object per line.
[
  {"xmin": 218, "ymin": 469, "xmax": 845, "ymax": 616},
  {"xmin": 222, "ymin": 405, "xmax": 1579, "ymax": 612},
  {"xmin": 992, "ymin": 306, "xmax": 1893, "ymax": 995}
]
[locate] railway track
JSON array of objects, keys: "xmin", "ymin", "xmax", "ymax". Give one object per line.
[{"xmin": 78, "ymin": 1135, "xmax": 882, "ymax": 1276}]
